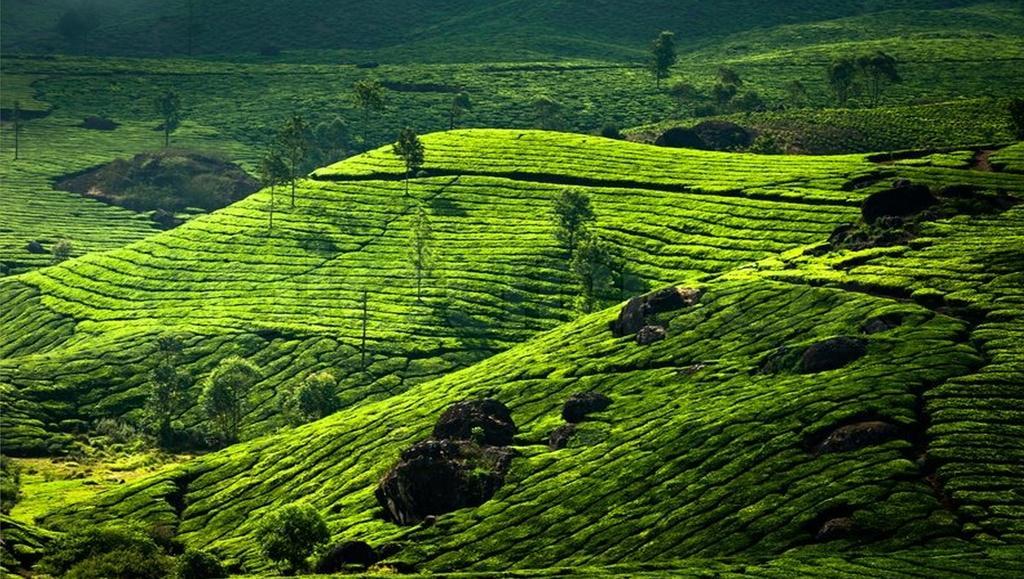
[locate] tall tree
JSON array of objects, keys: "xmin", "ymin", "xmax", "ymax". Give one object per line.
[
  {"xmin": 56, "ymin": 5, "xmax": 100, "ymax": 54},
  {"xmin": 827, "ymin": 58, "xmax": 858, "ymax": 106},
  {"xmin": 856, "ymin": 51, "xmax": 900, "ymax": 107},
  {"xmin": 408, "ymin": 206, "xmax": 434, "ymax": 302},
  {"xmin": 648, "ymin": 31, "xmax": 678, "ymax": 89},
  {"xmin": 552, "ymin": 188, "xmax": 596, "ymax": 261},
  {"xmin": 352, "ymin": 79, "xmax": 386, "ymax": 146},
  {"xmin": 144, "ymin": 335, "xmax": 192, "ymax": 447},
  {"xmin": 532, "ymin": 95, "xmax": 565, "ymax": 131},
  {"xmin": 259, "ymin": 149, "xmax": 288, "ymax": 233},
  {"xmin": 449, "ymin": 92, "xmax": 472, "ymax": 130},
  {"xmin": 1010, "ymin": 98, "xmax": 1024, "ymax": 140},
  {"xmin": 392, "ymin": 128, "xmax": 425, "ymax": 195},
  {"xmin": 200, "ymin": 356, "xmax": 260, "ymax": 445},
  {"xmin": 12, "ymin": 101, "xmax": 20, "ymax": 161},
  {"xmin": 155, "ymin": 90, "xmax": 181, "ymax": 147},
  {"xmin": 276, "ymin": 114, "xmax": 310, "ymax": 207},
  {"xmin": 570, "ymin": 233, "xmax": 613, "ymax": 314}
]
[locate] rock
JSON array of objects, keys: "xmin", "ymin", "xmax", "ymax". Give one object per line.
[
  {"xmin": 636, "ymin": 325, "xmax": 667, "ymax": 345},
  {"xmin": 861, "ymin": 184, "xmax": 938, "ymax": 224},
  {"xmin": 548, "ymin": 424, "xmax": 577, "ymax": 449},
  {"xmin": 799, "ymin": 337, "xmax": 867, "ymax": 373},
  {"xmin": 892, "ymin": 178, "xmax": 913, "ymax": 189},
  {"xmin": 420, "ymin": 515, "xmax": 437, "ymax": 528},
  {"xmin": 612, "ymin": 286, "xmax": 700, "ymax": 337},
  {"xmin": 80, "ymin": 116, "xmax": 119, "ymax": 131},
  {"xmin": 862, "ymin": 313, "xmax": 902, "ymax": 334},
  {"xmin": 433, "ymin": 399, "xmax": 517, "ymax": 446},
  {"xmin": 375, "ymin": 439, "xmax": 515, "ymax": 525},
  {"xmin": 816, "ymin": 421, "xmax": 901, "ymax": 453},
  {"xmin": 655, "ymin": 127, "xmax": 703, "ymax": 149},
  {"xmin": 25, "ymin": 240, "xmax": 45, "ymax": 254},
  {"xmin": 816, "ymin": 517, "xmax": 855, "ymax": 541},
  {"xmin": 315, "ymin": 541, "xmax": 378, "ymax": 572},
  {"xmin": 562, "ymin": 392, "xmax": 611, "ymax": 423}
]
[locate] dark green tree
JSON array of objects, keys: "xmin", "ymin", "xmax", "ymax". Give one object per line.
[
  {"xmin": 532, "ymin": 95, "xmax": 565, "ymax": 131},
  {"xmin": 259, "ymin": 149, "xmax": 288, "ymax": 232},
  {"xmin": 280, "ymin": 371, "xmax": 340, "ymax": 425},
  {"xmin": 199, "ymin": 356, "xmax": 260, "ymax": 445},
  {"xmin": 552, "ymin": 188, "xmax": 595, "ymax": 261},
  {"xmin": 276, "ymin": 114, "xmax": 310, "ymax": 207},
  {"xmin": 827, "ymin": 58, "xmax": 858, "ymax": 106},
  {"xmin": 570, "ymin": 233, "xmax": 613, "ymax": 314},
  {"xmin": 668, "ymin": 80, "xmax": 699, "ymax": 112},
  {"xmin": 1010, "ymin": 98, "xmax": 1024, "ymax": 140},
  {"xmin": 352, "ymin": 79, "xmax": 386, "ymax": 145},
  {"xmin": 155, "ymin": 90, "xmax": 181, "ymax": 147},
  {"xmin": 392, "ymin": 127, "xmax": 425, "ymax": 195},
  {"xmin": 856, "ymin": 51, "xmax": 900, "ymax": 106},
  {"xmin": 784, "ymin": 80, "xmax": 808, "ymax": 108},
  {"xmin": 717, "ymin": 67, "xmax": 743, "ymax": 87},
  {"xmin": 144, "ymin": 335, "xmax": 193, "ymax": 446},
  {"xmin": 56, "ymin": 5, "xmax": 100, "ymax": 54},
  {"xmin": 256, "ymin": 503, "xmax": 329, "ymax": 573},
  {"xmin": 449, "ymin": 92, "xmax": 472, "ymax": 130},
  {"xmin": 408, "ymin": 206, "xmax": 435, "ymax": 302},
  {"xmin": 51, "ymin": 239, "xmax": 73, "ymax": 264},
  {"xmin": 712, "ymin": 82, "xmax": 738, "ymax": 109},
  {"xmin": 649, "ymin": 31, "xmax": 678, "ymax": 89},
  {"xmin": 0, "ymin": 456, "xmax": 20, "ymax": 514},
  {"xmin": 175, "ymin": 548, "xmax": 225, "ymax": 579}
]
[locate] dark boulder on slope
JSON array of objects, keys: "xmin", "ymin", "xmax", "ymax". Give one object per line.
[
  {"xmin": 815, "ymin": 421, "xmax": 902, "ymax": 454},
  {"xmin": 861, "ymin": 182, "xmax": 937, "ymax": 224},
  {"xmin": 562, "ymin": 392, "xmax": 612, "ymax": 423},
  {"xmin": 612, "ymin": 286, "xmax": 700, "ymax": 337},
  {"xmin": 636, "ymin": 325, "xmax": 667, "ymax": 345},
  {"xmin": 316, "ymin": 541, "xmax": 378, "ymax": 572},
  {"xmin": 799, "ymin": 337, "xmax": 867, "ymax": 373},
  {"xmin": 433, "ymin": 399, "xmax": 517, "ymax": 446}
]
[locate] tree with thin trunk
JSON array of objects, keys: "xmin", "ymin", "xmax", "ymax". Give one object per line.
[
  {"xmin": 12, "ymin": 101, "xmax": 20, "ymax": 160},
  {"xmin": 155, "ymin": 90, "xmax": 181, "ymax": 147},
  {"xmin": 570, "ymin": 232, "xmax": 613, "ymax": 314},
  {"xmin": 360, "ymin": 290, "xmax": 369, "ymax": 369},
  {"xmin": 259, "ymin": 149, "xmax": 288, "ymax": 233},
  {"xmin": 553, "ymin": 188, "xmax": 595, "ymax": 261},
  {"xmin": 352, "ymin": 79, "xmax": 386, "ymax": 147},
  {"xmin": 200, "ymin": 356, "xmax": 260, "ymax": 446},
  {"xmin": 648, "ymin": 31, "xmax": 677, "ymax": 89},
  {"xmin": 856, "ymin": 51, "xmax": 900, "ymax": 107},
  {"xmin": 392, "ymin": 128, "xmax": 424, "ymax": 195},
  {"xmin": 449, "ymin": 92, "xmax": 472, "ymax": 130},
  {"xmin": 827, "ymin": 58, "xmax": 858, "ymax": 106},
  {"xmin": 408, "ymin": 206, "xmax": 434, "ymax": 302},
  {"xmin": 144, "ymin": 335, "xmax": 192, "ymax": 447},
  {"xmin": 276, "ymin": 114, "xmax": 310, "ymax": 207}
]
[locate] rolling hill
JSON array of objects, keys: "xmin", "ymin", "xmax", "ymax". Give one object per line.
[{"xmin": 2, "ymin": 130, "xmax": 1022, "ymax": 574}]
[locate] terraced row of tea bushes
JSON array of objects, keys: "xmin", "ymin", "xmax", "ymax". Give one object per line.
[
  {"xmin": 41, "ymin": 199, "xmax": 1024, "ymax": 573},
  {"xmin": 0, "ymin": 114, "xmax": 254, "ymax": 276},
  {"xmin": 2, "ymin": 132, "xmax": 884, "ymax": 454}
]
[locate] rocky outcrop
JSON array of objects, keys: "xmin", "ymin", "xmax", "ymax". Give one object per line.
[
  {"xmin": 562, "ymin": 392, "xmax": 612, "ymax": 423},
  {"xmin": 612, "ymin": 286, "xmax": 700, "ymax": 337},
  {"xmin": 799, "ymin": 337, "xmax": 867, "ymax": 373},
  {"xmin": 861, "ymin": 181, "xmax": 938, "ymax": 224},
  {"xmin": 548, "ymin": 424, "xmax": 577, "ymax": 449},
  {"xmin": 636, "ymin": 325, "xmax": 667, "ymax": 345},
  {"xmin": 815, "ymin": 421, "xmax": 901, "ymax": 454},
  {"xmin": 433, "ymin": 399, "xmax": 517, "ymax": 446}
]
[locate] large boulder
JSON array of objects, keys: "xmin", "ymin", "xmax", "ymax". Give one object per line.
[
  {"xmin": 548, "ymin": 424, "xmax": 577, "ymax": 449},
  {"xmin": 861, "ymin": 182, "xmax": 938, "ymax": 224},
  {"xmin": 612, "ymin": 286, "xmax": 700, "ymax": 337},
  {"xmin": 636, "ymin": 325, "xmax": 667, "ymax": 345},
  {"xmin": 799, "ymin": 337, "xmax": 867, "ymax": 373},
  {"xmin": 433, "ymin": 399, "xmax": 517, "ymax": 446},
  {"xmin": 816, "ymin": 517, "xmax": 855, "ymax": 541},
  {"xmin": 375, "ymin": 439, "xmax": 515, "ymax": 525},
  {"xmin": 562, "ymin": 392, "xmax": 612, "ymax": 423},
  {"xmin": 815, "ymin": 421, "xmax": 901, "ymax": 453}
]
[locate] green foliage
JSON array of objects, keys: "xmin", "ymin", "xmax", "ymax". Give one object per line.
[
  {"xmin": 827, "ymin": 57, "xmax": 858, "ymax": 106},
  {"xmin": 37, "ymin": 524, "xmax": 171, "ymax": 579},
  {"xmin": 199, "ymin": 356, "xmax": 260, "ymax": 445},
  {"xmin": 255, "ymin": 503, "xmax": 329, "ymax": 573},
  {"xmin": 392, "ymin": 127, "xmax": 425, "ymax": 194},
  {"xmin": 532, "ymin": 95, "xmax": 566, "ymax": 131},
  {"xmin": 281, "ymin": 371, "xmax": 340, "ymax": 426},
  {"xmin": 784, "ymin": 80, "xmax": 807, "ymax": 108},
  {"xmin": 144, "ymin": 335, "xmax": 193, "ymax": 447},
  {"xmin": 0, "ymin": 456, "xmax": 20, "ymax": 514},
  {"xmin": 174, "ymin": 548, "xmax": 225, "ymax": 579},
  {"xmin": 552, "ymin": 188, "xmax": 595, "ymax": 260},
  {"xmin": 155, "ymin": 90, "xmax": 182, "ymax": 147},
  {"xmin": 56, "ymin": 5, "xmax": 100, "ymax": 54},
  {"xmin": 668, "ymin": 80, "xmax": 699, "ymax": 111},
  {"xmin": 450, "ymin": 92, "xmax": 473, "ymax": 130},
  {"xmin": 50, "ymin": 239, "xmax": 73, "ymax": 264},
  {"xmin": 408, "ymin": 205, "xmax": 435, "ymax": 302},
  {"xmin": 352, "ymin": 78, "xmax": 386, "ymax": 136},
  {"xmin": 276, "ymin": 114, "xmax": 311, "ymax": 207},
  {"xmin": 717, "ymin": 66, "xmax": 742, "ymax": 88},
  {"xmin": 649, "ymin": 31, "xmax": 678, "ymax": 89},
  {"xmin": 856, "ymin": 51, "xmax": 901, "ymax": 106},
  {"xmin": 569, "ymin": 233, "xmax": 613, "ymax": 314}
]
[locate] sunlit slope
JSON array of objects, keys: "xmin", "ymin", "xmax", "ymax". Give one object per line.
[
  {"xmin": 2, "ymin": 130, "xmax": 902, "ymax": 454},
  {"xmin": 43, "ymin": 196, "xmax": 1024, "ymax": 573}
]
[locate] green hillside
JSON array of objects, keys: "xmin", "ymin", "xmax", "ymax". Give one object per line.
[{"xmin": 1, "ymin": 130, "xmax": 1020, "ymax": 574}]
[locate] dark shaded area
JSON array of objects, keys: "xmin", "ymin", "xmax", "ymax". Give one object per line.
[
  {"xmin": 636, "ymin": 324, "xmax": 667, "ymax": 345},
  {"xmin": 861, "ymin": 313, "xmax": 903, "ymax": 334},
  {"xmin": 433, "ymin": 399, "xmax": 517, "ymax": 446},
  {"xmin": 815, "ymin": 420, "xmax": 902, "ymax": 453},
  {"xmin": 548, "ymin": 423, "xmax": 577, "ymax": 449},
  {"xmin": 562, "ymin": 392, "xmax": 611, "ymax": 423},
  {"xmin": 861, "ymin": 181, "xmax": 938, "ymax": 224},
  {"xmin": 315, "ymin": 541, "xmax": 378, "ymax": 573},
  {"xmin": 799, "ymin": 336, "xmax": 867, "ymax": 373},
  {"xmin": 382, "ymin": 80, "xmax": 461, "ymax": 93},
  {"xmin": 80, "ymin": 116, "xmax": 119, "ymax": 130},
  {"xmin": 655, "ymin": 121, "xmax": 754, "ymax": 151}
]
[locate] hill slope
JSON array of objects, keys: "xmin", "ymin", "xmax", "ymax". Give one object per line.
[{"xmin": 38, "ymin": 148, "xmax": 1024, "ymax": 573}]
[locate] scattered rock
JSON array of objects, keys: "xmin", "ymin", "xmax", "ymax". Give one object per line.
[
  {"xmin": 375, "ymin": 439, "xmax": 515, "ymax": 525},
  {"xmin": 612, "ymin": 286, "xmax": 700, "ymax": 336},
  {"xmin": 815, "ymin": 421, "xmax": 901, "ymax": 453},
  {"xmin": 862, "ymin": 313, "xmax": 903, "ymax": 334},
  {"xmin": 80, "ymin": 116, "xmax": 119, "ymax": 131},
  {"xmin": 562, "ymin": 392, "xmax": 612, "ymax": 424},
  {"xmin": 433, "ymin": 399, "xmax": 517, "ymax": 446},
  {"xmin": 799, "ymin": 337, "xmax": 867, "ymax": 373},
  {"xmin": 315, "ymin": 541, "xmax": 378, "ymax": 573},
  {"xmin": 816, "ymin": 517, "xmax": 855, "ymax": 541},
  {"xmin": 548, "ymin": 424, "xmax": 577, "ymax": 449},
  {"xmin": 636, "ymin": 325, "xmax": 667, "ymax": 345},
  {"xmin": 861, "ymin": 182, "xmax": 938, "ymax": 224},
  {"xmin": 25, "ymin": 240, "xmax": 45, "ymax": 254}
]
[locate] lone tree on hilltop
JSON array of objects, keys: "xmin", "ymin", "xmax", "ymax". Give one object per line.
[
  {"xmin": 857, "ymin": 51, "xmax": 900, "ymax": 106},
  {"xmin": 553, "ymin": 188, "xmax": 595, "ymax": 261},
  {"xmin": 256, "ymin": 503, "xmax": 329, "ymax": 573},
  {"xmin": 392, "ymin": 128, "xmax": 424, "ymax": 195},
  {"xmin": 532, "ymin": 95, "xmax": 565, "ymax": 131},
  {"xmin": 56, "ymin": 4, "xmax": 100, "ymax": 54},
  {"xmin": 200, "ymin": 356, "xmax": 260, "ymax": 445},
  {"xmin": 649, "ymin": 31, "xmax": 677, "ymax": 89},
  {"xmin": 449, "ymin": 92, "xmax": 472, "ymax": 130},
  {"xmin": 144, "ymin": 334, "xmax": 193, "ymax": 447},
  {"xmin": 827, "ymin": 57, "xmax": 858, "ymax": 106},
  {"xmin": 259, "ymin": 148, "xmax": 289, "ymax": 232},
  {"xmin": 276, "ymin": 114, "xmax": 310, "ymax": 207},
  {"xmin": 408, "ymin": 205, "xmax": 435, "ymax": 302},
  {"xmin": 1010, "ymin": 98, "xmax": 1024, "ymax": 140},
  {"xmin": 155, "ymin": 90, "xmax": 181, "ymax": 147},
  {"xmin": 352, "ymin": 79, "xmax": 386, "ymax": 146}
]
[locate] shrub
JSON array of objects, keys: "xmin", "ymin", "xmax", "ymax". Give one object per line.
[
  {"xmin": 51, "ymin": 239, "xmax": 73, "ymax": 264},
  {"xmin": 256, "ymin": 503, "xmax": 330, "ymax": 573},
  {"xmin": 600, "ymin": 125, "xmax": 623, "ymax": 139},
  {"xmin": 1, "ymin": 455, "xmax": 21, "ymax": 514},
  {"xmin": 37, "ymin": 524, "xmax": 172, "ymax": 579},
  {"xmin": 174, "ymin": 548, "xmax": 225, "ymax": 579},
  {"xmin": 280, "ymin": 371, "xmax": 340, "ymax": 425}
]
